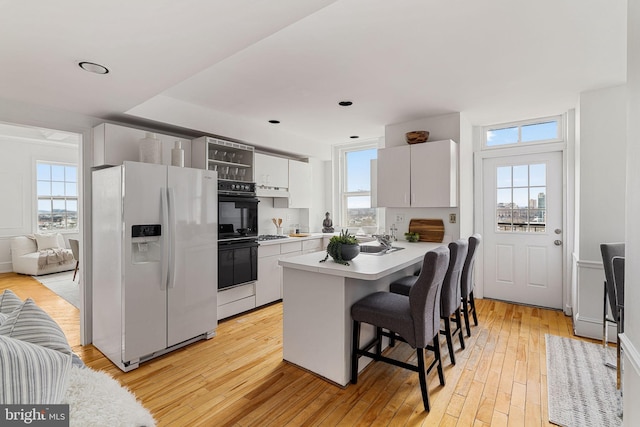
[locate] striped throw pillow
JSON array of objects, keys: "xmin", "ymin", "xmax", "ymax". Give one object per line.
[
  {"xmin": 0, "ymin": 312, "xmax": 7, "ymax": 325},
  {"xmin": 0, "ymin": 334, "xmax": 72, "ymax": 404},
  {"xmin": 0, "ymin": 289, "xmax": 23, "ymax": 314},
  {"xmin": 0, "ymin": 299, "xmax": 72, "ymax": 356}
]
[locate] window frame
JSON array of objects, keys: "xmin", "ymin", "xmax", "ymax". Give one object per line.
[
  {"xmin": 483, "ymin": 115, "xmax": 564, "ymax": 150},
  {"xmin": 333, "ymin": 140, "xmax": 380, "ymax": 230},
  {"xmin": 35, "ymin": 160, "xmax": 79, "ymax": 232}
]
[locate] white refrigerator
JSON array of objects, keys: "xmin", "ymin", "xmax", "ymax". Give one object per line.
[{"xmin": 92, "ymin": 161, "xmax": 218, "ymax": 372}]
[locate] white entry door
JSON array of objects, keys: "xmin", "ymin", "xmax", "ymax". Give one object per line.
[{"xmin": 483, "ymin": 151, "xmax": 563, "ymax": 309}]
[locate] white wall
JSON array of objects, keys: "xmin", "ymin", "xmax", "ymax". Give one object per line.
[
  {"xmin": 573, "ymin": 85, "xmax": 627, "ymax": 339},
  {"xmin": 622, "ymin": 1, "xmax": 640, "ymax": 423},
  {"xmin": 0, "ymin": 135, "xmax": 79, "ymax": 272}
]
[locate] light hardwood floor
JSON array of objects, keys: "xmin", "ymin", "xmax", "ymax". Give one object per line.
[{"xmin": 1, "ymin": 272, "xmax": 592, "ymax": 426}]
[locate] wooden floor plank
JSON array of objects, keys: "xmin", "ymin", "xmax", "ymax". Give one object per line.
[{"xmin": 1, "ymin": 273, "xmax": 592, "ymax": 427}]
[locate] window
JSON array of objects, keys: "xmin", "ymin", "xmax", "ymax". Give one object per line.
[
  {"xmin": 337, "ymin": 144, "xmax": 378, "ymax": 230},
  {"xmin": 485, "ymin": 116, "xmax": 562, "ymax": 148},
  {"xmin": 496, "ymin": 163, "xmax": 546, "ymax": 233},
  {"xmin": 36, "ymin": 162, "xmax": 78, "ymax": 231}
]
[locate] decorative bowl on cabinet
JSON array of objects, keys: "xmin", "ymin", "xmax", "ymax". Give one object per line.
[{"xmin": 405, "ymin": 131, "xmax": 430, "ymax": 144}]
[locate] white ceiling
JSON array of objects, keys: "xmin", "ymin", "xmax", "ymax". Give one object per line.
[{"xmin": 0, "ymin": 0, "xmax": 627, "ymax": 156}]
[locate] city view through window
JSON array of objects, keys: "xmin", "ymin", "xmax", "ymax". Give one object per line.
[
  {"xmin": 344, "ymin": 148, "xmax": 377, "ymax": 230},
  {"xmin": 37, "ymin": 162, "xmax": 78, "ymax": 231}
]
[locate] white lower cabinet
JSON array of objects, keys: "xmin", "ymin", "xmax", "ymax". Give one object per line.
[{"xmin": 256, "ymin": 245, "xmax": 282, "ymax": 307}]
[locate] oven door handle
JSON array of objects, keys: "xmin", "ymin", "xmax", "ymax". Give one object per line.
[{"xmin": 218, "ymin": 241, "xmax": 259, "ymax": 250}]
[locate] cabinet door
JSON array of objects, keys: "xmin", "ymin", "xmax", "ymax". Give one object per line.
[
  {"xmin": 410, "ymin": 140, "xmax": 458, "ymax": 207},
  {"xmin": 376, "ymin": 145, "xmax": 411, "ymax": 207},
  {"xmin": 256, "ymin": 254, "xmax": 281, "ymax": 306},
  {"xmin": 287, "ymin": 160, "xmax": 311, "ymax": 208},
  {"xmin": 255, "ymin": 153, "xmax": 289, "ymax": 188},
  {"xmin": 94, "ymin": 123, "xmax": 191, "ymax": 168}
]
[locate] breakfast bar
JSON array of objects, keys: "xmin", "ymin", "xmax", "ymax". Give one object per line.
[{"xmin": 278, "ymin": 241, "xmax": 443, "ymax": 386}]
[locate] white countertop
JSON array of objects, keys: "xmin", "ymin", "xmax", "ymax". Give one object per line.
[
  {"xmin": 278, "ymin": 240, "xmax": 445, "ymax": 280},
  {"xmin": 257, "ymin": 233, "xmax": 326, "ymax": 246}
]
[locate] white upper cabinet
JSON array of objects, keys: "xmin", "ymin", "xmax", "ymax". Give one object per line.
[
  {"xmin": 191, "ymin": 136, "xmax": 254, "ymax": 181},
  {"xmin": 377, "ymin": 146, "xmax": 411, "ymax": 207},
  {"xmin": 377, "ymin": 139, "xmax": 458, "ymax": 208},
  {"xmin": 274, "ymin": 160, "xmax": 311, "ymax": 208},
  {"xmin": 255, "ymin": 153, "xmax": 289, "ymax": 189},
  {"xmin": 93, "ymin": 123, "xmax": 191, "ymax": 168}
]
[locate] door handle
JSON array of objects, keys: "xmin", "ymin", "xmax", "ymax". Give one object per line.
[{"xmin": 554, "ymin": 240, "xmax": 562, "ymax": 246}]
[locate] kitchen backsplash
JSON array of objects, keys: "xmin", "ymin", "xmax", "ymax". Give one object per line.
[{"xmin": 257, "ymin": 197, "xmax": 309, "ymax": 235}]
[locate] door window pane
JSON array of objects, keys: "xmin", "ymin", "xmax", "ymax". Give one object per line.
[
  {"xmin": 495, "ymin": 163, "xmax": 546, "ymax": 233},
  {"xmin": 522, "ymin": 121, "xmax": 558, "ymax": 142},
  {"xmin": 487, "ymin": 127, "xmax": 518, "ymax": 146}
]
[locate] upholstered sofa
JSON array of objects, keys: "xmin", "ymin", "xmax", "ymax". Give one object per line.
[
  {"xmin": 10, "ymin": 234, "xmax": 75, "ymax": 276},
  {"xmin": 0, "ymin": 289, "xmax": 156, "ymax": 426}
]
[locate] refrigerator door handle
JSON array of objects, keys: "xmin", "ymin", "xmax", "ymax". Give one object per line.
[
  {"xmin": 161, "ymin": 187, "xmax": 169, "ymax": 290},
  {"xmin": 167, "ymin": 187, "xmax": 177, "ymax": 289}
]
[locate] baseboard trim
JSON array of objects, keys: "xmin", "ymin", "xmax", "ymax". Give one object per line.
[
  {"xmin": 574, "ymin": 312, "xmax": 617, "ymax": 342},
  {"xmin": 620, "ymin": 333, "xmax": 640, "ymax": 376},
  {"xmin": 0, "ymin": 261, "xmax": 13, "ymax": 273}
]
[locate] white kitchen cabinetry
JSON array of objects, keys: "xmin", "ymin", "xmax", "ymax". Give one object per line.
[
  {"xmin": 93, "ymin": 123, "xmax": 191, "ymax": 168},
  {"xmin": 191, "ymin": 136, "xmax": 254, "ymax": 181},
  {"xmin": 377, "ymin": 139, "xmax": 458, "ymax": 208},
  {"xmin": 255, "ymin": 153, "xmax": 288, "ymax": 189},
  {"xmin": 274, "ymin": 160, "xmax": 312, "ymax": 208},
  {"xmin": 256, "ymin": 245, "xmax": 281, "ymax": 307},
  {"xmin": 302, "ymin": 238, "xmax": 322, "ymax": 254}
]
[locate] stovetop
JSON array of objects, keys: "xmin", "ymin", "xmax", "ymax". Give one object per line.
[{"xmin": 258, "ymin": 234, "xmax": 289, "ymax": 241}]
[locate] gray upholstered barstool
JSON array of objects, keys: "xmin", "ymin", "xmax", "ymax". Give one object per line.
[
  {"xmin": 438, "ymin": 239, "xmax": 468, "ymax": 365},
  {"xmin": 461, "ymin": 234, "xmax": 481, "ymax": 337},
  {"xmin": 390, "ymin": 240, "xmax": 468, "ymax": 365},
  {"xmin": 350, "ymin": 246, "xmax": 450, "ymax": 412}
]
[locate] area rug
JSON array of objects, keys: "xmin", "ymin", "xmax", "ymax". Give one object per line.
[
  {"xmin": 546, "ymin": 334, "xmax": 622, "ymax": 427},
  {"xmin": 33, "ymin": 271, "xmax": 80, "ymax": 309},
  {"xmin": 62, "ymin": 365, "xmax": 156, "ymax": 427}
]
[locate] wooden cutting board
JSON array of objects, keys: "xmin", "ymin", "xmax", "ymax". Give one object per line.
[{"xmin": 408, "ymin": 219, "xmax": 445, "ymax": 243}]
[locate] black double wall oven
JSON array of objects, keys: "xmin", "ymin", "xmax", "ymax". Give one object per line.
[{"xmin": 218, "ymin": 181, "xmax": 259, "ymax": 291}]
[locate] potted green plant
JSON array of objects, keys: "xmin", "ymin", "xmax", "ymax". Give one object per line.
[
  {"xmin": 320, "ymin": 229, "xmax": 360, "ymax": 265},
  {"xmin": 404, "ymin": 232, "xmax": 420, "ymax": 242}
]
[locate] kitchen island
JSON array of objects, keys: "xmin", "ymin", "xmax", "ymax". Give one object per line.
[{"xmin": 278, "ymin": 240, "xmax": 443, "ymax": 386}]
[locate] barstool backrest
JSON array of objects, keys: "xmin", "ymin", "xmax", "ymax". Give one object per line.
[
  {"xmin": 461, "ymin": 234, "xmax": 481, "ymax": 298},
  {"xmin": 441, "ymin": 240, "xmax": 468, "ymax": 317},
  {"xmin": 409, "ymin": 246, "xmax": 450, "ymax": 348}
]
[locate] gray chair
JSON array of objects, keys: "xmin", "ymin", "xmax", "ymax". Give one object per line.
[
  {"xmin": 612, "ymin": 255, "xmax": 625, "ymax": 389},
  {"xmin": 438, "ymin": 239, "xmax": 468, "ymax": 365},
  {"xmin": 600, "ymin": 243, "xmax": 624, "ymax": 349},
  {"xmin": 390, "ymin": 240, "xmax": 468, "ymax": 365},
  {"xmin": 69, "ymin": 239, "xmax": 80, "ymax": 281},
  {"xmin": 460, "ymin": 234, "xmax": 481, "ymax": 337},
  {"xmin": 350, "ymin": 246, "xmax": 450, "ymax": 412}
]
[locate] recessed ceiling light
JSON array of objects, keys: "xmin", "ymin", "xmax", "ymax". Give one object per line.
[
  {"xmin": 338, "ymin": 101, "xmax": 353, "ymax": 106},
  {"xmin": 350, "ymin": 135, "xmax": 359, "ymax": 139},
  {"xmin": 268, "ymin": 120, "xmax": 280, "ymax": 124},
  {"xmin": 78, "ymin": 61, "xmax": 109, "ymax": 74}
]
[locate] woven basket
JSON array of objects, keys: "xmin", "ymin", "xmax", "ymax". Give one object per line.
[{"xmin": 405, "ymin": 131, "xmax": 429, "ymax": 144}]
